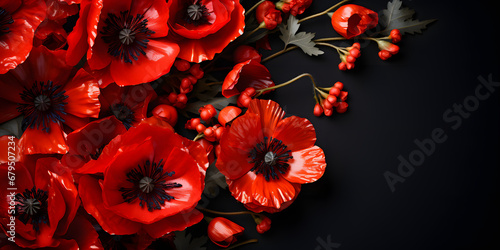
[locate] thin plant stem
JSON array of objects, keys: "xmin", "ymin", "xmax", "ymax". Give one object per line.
[
  {"xmin": 245, "ymin": 0, "xmax": 266, "ymax": 16},
  {"xmin": 298, "ymin": 0, "xmax": 351, "ymax": 23},
  {"xmin": 225, "ymin": 239, "xmax": 259, "ymax": 250}
]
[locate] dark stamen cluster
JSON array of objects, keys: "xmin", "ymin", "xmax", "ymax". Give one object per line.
[
  {"xmin": 15, "ymin": 187, "xmax": 49, "ymax": 231},
  {"xmin": 119, "ymin": 159, "xmax": 182, "ymax": 212},
  {"xmin": 110, "ymin": 102, "xmax": 135, "ymax": 129},
  {"xmin": 249, "ymin": 137, "xmax": 293, "ymax": 181},
  {"xmin": 184, "ymin": 0, "xmax": 211, "ymax": 25},
  {"xmin": 101, "ymin": 11, "xmax": 154, "ymax": 63},
  {"xmin": 0, "ymin": 7, "xmax": 14, "ymax": 36},
  {"xmin": 17, "ymin": 81, "xmax": 68, "ymax": 132}
]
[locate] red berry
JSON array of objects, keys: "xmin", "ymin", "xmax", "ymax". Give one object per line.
[
  {"xmin": 351, "ymin": 42, "xmax": 361, "ymax": 50},
  {"xmin": 196, "ymin": 124, "xmax": 206, "ymax": 133},
  {"xmin": 313, "ymin": 103, "xmax": 323, "ymax": 117},
  {"xmin": 338, "ymin": 62, "xmax": 347, "ymax": 71},
  {"xmin": 390, "ymin": 29, "xmax": 402, "ymax": 43},
  {"xmin": 189, "ymin": 63, "xmax": 204, "ymax": 79},
  {"xmin": 346, "ymin": 55, "xmax": 356, "ymax": 63},
  {"xmin": 243, "ymin": 87, "xmax": 256, "ymax": 97},
  {"xmin": 346, "ymin": 62, "xmax": 355, "ymax": 70},
  {"xmin": 333, "ymin": 82, "xmax": 344, "ymax": 90},
  {"xmin": 152, "ymin": 104, "xmax": 178, "ymax": 127},
  {"xmin": 237, "ymin": 94, "xmax": 251, "ymax": 108},
  {"xmin": 349, "ymin": 48, "xmax": 361, "ymax": 58},
  {"xmin": 336, "ymin": 102, "xmax": 348, "ymax": 113},
  {"xmin": 339, "ymin": 91, "xmax": 348, "ymax": 101},
  {"xmin": 174, "ymin": 59, "xmax": 190, "ymax": 71},
  {"xmin": 177, "ymin": 93, "xmax": 188, "ymax": 104},
  {"xmin": 256, "ymin": 216, "xmax": 272, "ymax": 234},
  {"xmin": 168, "ymin": 92, "xmax": 177, "ymax": 104},
  {"xmin": 327, "ymin": 94, "xmax": 337, "ymax": 104},
  {"xmin": 199, "ymin": 104, "xmax": 217, "ymax": 122},
  {"xmin": 215, "ymin": 127, "xmax": 225, "ymax": 140},
  {"xmin": 204, "ymin": 127, "xmax": 214, "ymax": 137},
  {"xmin": 329, "ymin": 87, "xmax": 341, "ymax": 97},
  {"xmin": 378, "ymin": 50, "xmax": 392, "ymax": 60},
  {"xmin": 181, "ymin": 78, "xmax": 191, "ymax": 89},
  {"xmin": 322, "ymin": 99, "xmax": 333, "ymax": 109},
  {"xmin": 324, "ymin": 108, "xmax": 333, "ymax": 117},
  {"xmin": 387, "ymin": 44, "xmax": 399, "ymax": 55}
]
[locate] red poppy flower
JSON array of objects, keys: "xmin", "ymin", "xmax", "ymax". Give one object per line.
[
  {"xmin": 222, "ymin": 59, "xmax": 274, "ymax": 98},
  {"xmin": 330, "ymin": 4, "xmax": 378, "ymax": 39},
  {"xmin": 207, "ymin": 217, "xmax": 244, "ymax": 247},
  {"xmin": 77, "ymin": 122, "xmax": 208, "ymax": 238},
  {"xmin": 0, "ymin": 157, "xmax": 102, "ymax": 249},
  {"xmin": 167, "ymin": 0, "xmax": 245, "ymax": 63},
  {"xmin": 277, "ymin": 0, "xmax": 312, "ymax": 16},
  {"xmin": 0, "ymin": 0, "xmax": 46, "ymax": 74},
  {"xmin": 216, "ymin": 99, "xmax": 326, "ymax": 213},
  {"xmin": 45, "ymin": 0, "xmax": 79, "ymax": 21},
  {"xmin": 0, "ymin": 46, "xmax": 101, "ymax": 155},
  {"xmin": 66, "ymin": 0, "xmax": 179, "ymax": 86},
  {"xmin": 34, "ymin": 19, "xmax": 68, "ymax": 50},
  {"xmin": 99, "ymin": 82, "xmax": 156, "ymax": 129}
]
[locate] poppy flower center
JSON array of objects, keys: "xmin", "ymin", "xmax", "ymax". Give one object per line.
[
  {"xmin": 185, "ymin": 0, "xmax": 211, "ymax": 25},
  {"xmin": 110, "ymin": 102, "xmax": 135, "ymax": 129},
  {"xmin": 0, "ymin": 7, "xmax": 14, "ymax": 36},
  {"xmin": 15, "ymin": 187, "xmax": 49, "ymax": 231},
  {"xmin": 249, "ymin": 137, "xmax": 293, "ymax": 181},
  {"xmin": 119, "ymin": 159, "xmax": 182, "ymax": 212},
  {"xmin": 101, "ymin": 11, "xmax": 154, "ymax": 63},
  {"xmin": 17, "ymin": 81, "xmax": 68, "ymax": 132}
]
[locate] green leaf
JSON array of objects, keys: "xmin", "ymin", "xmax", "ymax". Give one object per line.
[
  {"xmin": 174, "ymin": 231, "xmax": 207, "ymax": 250},
  {"xmin": 279, "ymin": 15, "xmax": 324, "ymax": 56},
  {"xmin": 379, "ymin": 0, "xmax": 436, "ymax": 35}
]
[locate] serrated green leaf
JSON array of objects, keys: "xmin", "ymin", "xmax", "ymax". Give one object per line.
[
  {"xmin": 378, "ymin": 0, "xmax": 436, "ymax": 35},
  {"xmin": 279, "ymin": 15, "xmax": 324, "ymax": 56}
]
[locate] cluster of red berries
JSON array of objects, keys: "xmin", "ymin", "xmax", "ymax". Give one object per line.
[
  {"xmin": 338, "ymin": 42, "xmax": 361, "ymax": 71},
  {"xmin": 255, "ymin": 215, "xmax": 272, "ymax": 234},
  {"xmin": 314, "ymin": 81, "xmax": 349, "ymax": 117},
  {"xmin": 378, "ymin": 29, "xmax": 402, "ymax": 60},
  {"xmin": 185, "ymin": 117, "xmax": 225, "ymax": 142},
  {"xmin": 237, "ymin": 87, "xmax": 257, "ymax": 107},
  {"xmin": 174, "ymin": 59, "xmax": 204, "ymax": 94}
]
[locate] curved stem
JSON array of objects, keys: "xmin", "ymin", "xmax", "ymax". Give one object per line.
[
  {"xmin": 298, "ymin": 0, "xmax": 351, "ymax": 23},
  {"xmin": 193, "ymin": 133, "xmax": 204, "ymax": 141},
  {"xmin": 241, "ymin": 22, "xmax": 266, "ymax": 41},
  {"xmin": 257, "ymin": 73, "xmax": 316, "ymax": 96},
  {"xmin": 261, "ymin": 45, "xmax": 299, "ymax": 63},
  {"xmin": 225, "ymin": 239, "xmax": 259, "ymax": 250},
  {"xmin": 245, "ymin": 0, "xmax": 266, "ymax": 16},
  {"xmin": 316, "ymin": 42, "xmax": 348, "ymax": 55},
  {"xmin": 197, "ymin": 207, "xmax": 256, "ymax": 216}
]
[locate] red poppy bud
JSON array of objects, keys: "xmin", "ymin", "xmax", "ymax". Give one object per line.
[
  {"xmin": 208, "ymin": 217, "xmax": 244, "ymax": 247},
  {"xmin": 278, "ymin": 0, "xmax": 313, "ymax": 16},
  {"xmin": 152, "ymin": 104, "xmax": 178, "ymax": 127},
  {"xmin": 233, "ymin": 45, "xmax": 262, "ymax": 64},
  {"xmin": 256, "ymin": 1, "xmax": 282, "ymax": 30},
  {"xmin": 256, "ymin": 216, "xmax": 272, "ymax": 234},
  {"xmin": 378, "ymin": 50, "xmax": 392, "ymax": 60},
  {"xmin": 330, "ymin": 4, "xmax": 378, "ymax": 39},
  {"xmin": 218, "ymin": 106, "xmax": 242, "ymax": 126},
  {"xmin": 336, "ymin": 102, "xmax": 349, "ymax": 113}
]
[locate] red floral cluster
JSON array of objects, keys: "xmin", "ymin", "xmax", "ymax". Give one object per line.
[{"xmin": 0, "ymin": 0, "xmax": 427, "ymax": 248}]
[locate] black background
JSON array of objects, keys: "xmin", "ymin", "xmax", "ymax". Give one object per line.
[{"xmin": 193, "ymin": 0, "xmax": 500, "ymax": 249}]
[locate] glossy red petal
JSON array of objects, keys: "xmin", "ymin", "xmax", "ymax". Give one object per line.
[
  {"xmin": 110, "ymin": 38, "xmax": 179, "ymax": 86},
  {"xmin": 46, "ymin": 0, "xmax": 79, "ymax": 20},
  {"xmin": 0, "ymin": 136, "xmax": 20, "ymax": 164},
  {"xmin": 207, "ymin": 217, "xmax": 244, "ymax": 247},
  {"xmin": 0, "ymin": 0, "xmax": 46, "ymax": 74},
  {"xmin": 0, "ymin": 98, "xmax": 19, "ymax": 124},
  {"xmin": 248, "ymin": 99, "xmax": 285, "ymax": 138},
  {"xmin": 130, "ymin": 0, "xmax": 170, "ymax": 38},
  {"xmin": 250, "ymin": 172, "xmax": 296, "ymax": 209},
  {"xmin": 0, "ymin": 163, "xmax": 32, "ymax": 218},
  {"xmin": 79, "ymin": 175, "xmax": 142, "ymax": 235},
  {"xmin": 222, "ymin": 60, "xmax": 274, "ymax": 98},
  {"xmin": 244, "ymin": 183, "xmax": 301, "ymax": 213},
  {"xmin": 226, "ymin": 171, "xmax": 257, "ymax": 204},
  {"xmin": 1, "ymin": 0, "xmax": 21, "ymax": 13},
  {"xmin": 272, "ymin": 116, "xmax": 316, "ymax": 152},
  {"xmin": 283, "ymin": 146, "xmax": 326, "ymax": 184},
  {"xmin": 83, "ymin": 63, "xmax": 114, "ymax": 88},
  {"xmin": 216, "ymin": 113, "xmax": 262, "ymax": 180},
  {"xmin": 18, "ymin": 46, "xmax": 73, "ymax": 86},
  {"xmin": 35, "ymin": 179, "xmax": 65, "ymax": 247},
  {"xmin": 142, "ymin": 208, "xmax": 204, "ymax": 238},
  {"xmin": 18, "ymin": 123, "xmax": 68, "ymax": 155},
  {"xmin": 174, "ymin": 0, "xmax": 245, "ymax": 62},
  {"xmin": 60, "ymin": 113, "xmax": 90, "ymax": 131},
  {"xmin": 66, "ymin": 0, "xmax": 103, "ymax": 66},
  {"xmin": 63, "ymin": 69, "xmax": 101, "ymax": 118}
]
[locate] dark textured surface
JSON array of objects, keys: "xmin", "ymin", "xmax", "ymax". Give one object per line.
[{"xmin": 196, "ymin": 0, "xmax": 500, "ymax": 249}]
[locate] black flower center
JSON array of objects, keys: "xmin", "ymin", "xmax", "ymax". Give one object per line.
[
  {"xmin": 249, "ymin": 137, "xmax": 293, "ymax": 181},
  {"xmin": 110, "ymin": 102, "xmax": 135, "ymax": 129},
  {"xmin": 17, "ymin": 81, "xmax": 68, "ymax": 132},
  {"xmin": 0, "ymin": 7, "xmax": 14, "ymax": 37},
  {"xmin": 119, "ymin": 159, "xmax": 182, "ymax": 212},
  {"xmin": 15, "ymin": 187, "xmax": 49, "ymax": 231},
  {"xmin": 185, "ymin": 0, "xmax": 211, "ymax": 25},
  {"xmin": 101, "ymin": 11, "xmax": 154, "ymax": 63}
]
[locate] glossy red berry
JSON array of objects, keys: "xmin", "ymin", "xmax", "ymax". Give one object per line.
[
  {"xmin": 152, "ymin": 104, "xmax": 178, "ymax": 127},
  {"xmin": 327, "ymin": 94, "xmax": 337, "ymax": 104},
  {"xmin": 349, "ymin": 48, "xmax": 361, "ymax": 58},
  {"xmin": 378, "ymin": 50, "xmax": 392, "ymax": 60},
  {"xmin": 324, "ymin": 108, "xmax": 333, "ymax": 117},
  {"xmin": 390, "ymin": 29, "xmax": 402, "ymax": 43},
  {"xmin": 322, "ymin": 99, "xmax": 333, "ymax": 109},
  {"xmin": 189, "ymin": 63, "xmax": 204, "ymax": 79},
  {"xmin": 313, "ymin": 103, "xmax": 323, "ymax": 117},
  {"xmin": 199, "ymin": 104, "xmax": 217, "ymax": 122},
  {"xmin": 256, "ymin": 216, "xmax": 272, "ymax": 234},
  {"xmin": 329, "ymin": 87, "xmax": 341, "ymax": 97},
  {"xmin": 338, "ymin": 62, "xmax": 347, "ymax": 71},
  {"xmin": 333, "ymin": 82, "xmax": 344, "ymax": 90},
  {"xmin": 336, "ymin": 102, "xmax": 349, "ymax": 113}
]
